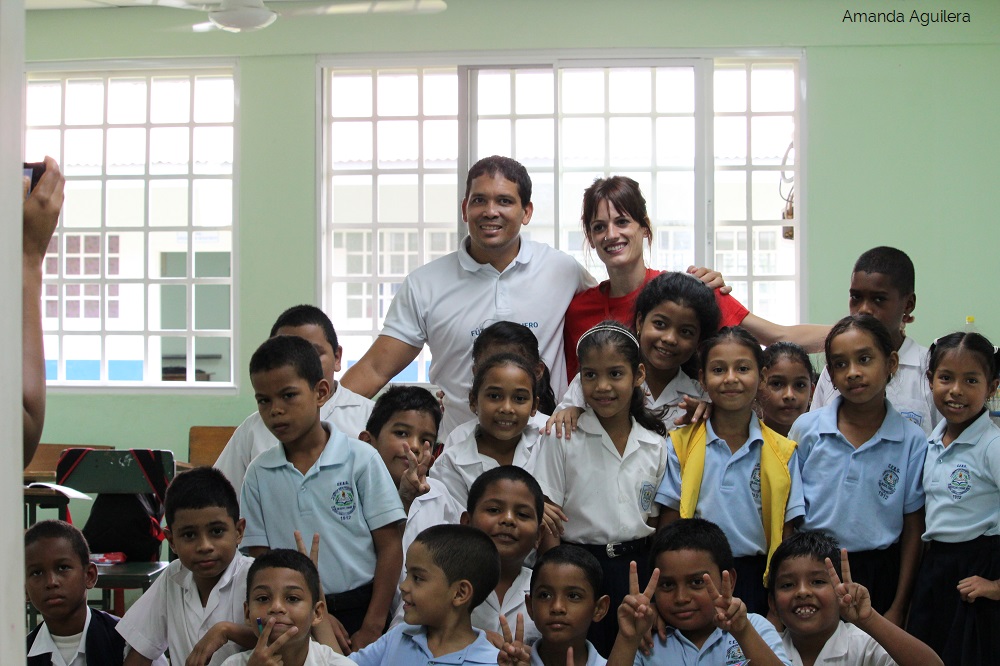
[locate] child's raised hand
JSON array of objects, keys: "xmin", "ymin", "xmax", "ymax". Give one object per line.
[
  {"xmin": 825, "ymin": 548, "xmax": 872, "ymax": 624},
  {"xmin": 674, "ymin": 396, "xmax": 711, "ymax": 427},
  {"xmin": 544, "ymin": 407, "xmax": 583, "ymax": 439},
  {"xmin": 958, "ymin": 575, "xmax": 1000, "ymax": 602},
  {"xmin": 399, "ymin": 439, "xmax": 433, "ymax": 504},
  {"xmin": 704, "ymin": 571, "xmax": 748, "ymax": 633},
  {"xmin": 293, "ymin": 530, "xmax": 321, "ymax": 567},
  {"xmin": 541, "ymin": 500, "xmax": 568, "ymax": 538},
  {"xmin": 248, "ymin": 617, "xmax": 297, "ymax": 666},
  {"xmin": 617, "ymin": 561, "xmax": 660, "ymax": 644},
  {"xmin": 497, "ymin": 613, "xmax": 531, "ymax": 666}
]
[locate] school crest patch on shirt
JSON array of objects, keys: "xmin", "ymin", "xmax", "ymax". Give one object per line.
[
  {"xmin": 331, "ymin": 482, "xmax": 356, "ymax": 519},
  {"xmin": 948, "ymin": 465, "xmax": 972, "ymax": 500},
  {"xmin": 878, "ymin": 464, "xmax": 900, "ymax": 500},
  {"xmin": 639, "ymin": 481, "xmax": 655, "ymax": 512},
  {"xmin": 749, "ymin": 462, "xmax": 762, "ymax": 501},
  {"xmin": 898, "ymin": 410, "xmax": 923, "ymax": 427},
  {"xmin": 726, "ymin": 641, "xmax": 748, "ymax": 665}
]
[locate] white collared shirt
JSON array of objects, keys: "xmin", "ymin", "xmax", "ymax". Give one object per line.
[
  {"xmin": 215, "ymin": 384, "xmax": 374, "ymax": 496},
  {"xmin": 221, "ymin": 639, "xmax": 354, "ymax": 666},
  {"xmin": 28, "ymin": 608, "xmax": 90, "ymax": 666},
  {"xmin": 557, "ymin": 370, "xmax": 705, "ymax": 432},
  {"xmin": 430, "ymin": 418, "xmax": 542, "ymax": 508},
  {"xmin": 534, "ymin": 410, "xmax": 667, "ymax": 544},
  {"xmin": 470, "ymin": 566, "xmax": 540, "ymax": 646},
  {"xmin": 116, "ymin": 554, "xmax": 253, "ymax": 666},
  {"xmin": 811, "ymin": 336, "xmax": 940, "ymax": 435},
  {"xmin": 530, "ymin": 640, "xmax": 606, "ymax": 666},
  {"xmin": 782, "ymin": 621, "xmax": 895, "ymax": 666},
  {"xmin": 380, "ymin": 237, "xmax": 595, "ymax": 439}
]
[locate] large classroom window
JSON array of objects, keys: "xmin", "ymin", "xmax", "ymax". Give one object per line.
[
  {"xmin": 322, "ymin": 55, "xmax": 803, "ymax": 382},
  {"xmin": 25, "ymin": 65, "xmax": 236, "ymax": 387}
]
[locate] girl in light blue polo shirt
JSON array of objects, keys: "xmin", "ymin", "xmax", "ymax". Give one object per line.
[
  {"xmin": 789, "ymin": 314, "xmax": 927, "ymax": 625},
  {"xmin": 907, "ymin": 331, "xmax": 1000, "ymax": 666}
]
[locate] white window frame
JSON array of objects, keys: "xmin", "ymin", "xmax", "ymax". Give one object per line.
[
  {"xmin": 26, "ymin": 58, "xmax": 239, "ymax": 394},
  {"xmin": 319, "ymin": 48, "xmax": 806, "ymax": 380}
]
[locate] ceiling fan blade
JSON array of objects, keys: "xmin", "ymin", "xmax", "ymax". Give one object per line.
[{"xmin": 131, "ymin": 0, "xmax": 215, "ymax": 10}]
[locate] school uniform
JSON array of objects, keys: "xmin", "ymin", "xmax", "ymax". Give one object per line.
[
  {"xmin": 221, "ymin": 640, "xmax": 354, "ymax": 665},
  {"xmin": 789, "ymin": 398, "xmax": 927, "ymax": 613},
  {"xmin": 430, "ymin": 418, "xmax": 542, "ymax": 508},
  {"xmin": 655, "ymin": 417, "xmax": 804, "ymax": 614},
  {"xmin": 240, "ymin": 422, "xmax": 406, "ymax": 634},
  {"xmin": 529, "ymin": 641, "xmax": 606, "ymax": 666},
  {"xmin": 348, "ymin": 624, "xmax": 500, "ymax": 666},
  {"xmin": 215, "ymin": 385, "xmax": 374, "ymax": 495},
  {"xmin": 907, "ymin": 411, "xmax": 1000, "ymax": 665},
  {"xmin": 811, "ymin": 336, "xmax": 940, "ymax": 435},
  {"xmin": 781, "ymin": 622, "xmax": 894, "ymax": 666},
  {"xmin": 116, "ymin": 554, "xmax": 253, "ymax": 666},
  {"xmin": 534, "ymin": 409, "xmax": 666, "ymax": 655},
  {"xmin": 556, "ymin": 369, "xmax": 706, "ymax": 432},
  {"xmin": 562, "ymin": 267, "xmax": 750, "ymax": 380},
  {"xmin": 470, "ymin": 566, "xmax": 540, "ymax": 646},
  {"xmin": 380, "ymin": 237, "xmax": 595, "ymax": 439},
  {"xmin": 634, "ymin": 613, "xmax": 790, "ymax": 665},
  {"xmin": 26, "ymin": 607, "xmax": 157, "ymax": 666},
  {"xmin": 390, "ymin": 477, "xmax": 465, "ymax": 625}
]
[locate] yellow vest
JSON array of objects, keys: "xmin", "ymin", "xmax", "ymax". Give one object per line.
[{"xmin": 669, "ymin": 419, "xmax": 798, "ymax": 585}]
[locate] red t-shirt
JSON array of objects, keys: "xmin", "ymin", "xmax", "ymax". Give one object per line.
[{"xmin": 563, "ymin": 268, "xmax": 750, "ymax": 380}]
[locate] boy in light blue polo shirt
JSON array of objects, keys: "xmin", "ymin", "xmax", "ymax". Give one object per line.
[
  {"xmin": 789, "ymin": 394, "xmax": 926, "ymax": 620},
  {"xmin": 350, "ymin": 525, "xmax": 502, "ymax": 666},
  {"xmin": 241, "ymin": 335, "xmax": 405, "ymax": 651}
]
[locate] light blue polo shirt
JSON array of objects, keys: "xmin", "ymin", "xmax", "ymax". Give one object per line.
[
  {"xmin": 241, "ymin": 422, "xmax": 406, "ymax": 593},
  {"xmin": 655, "ymin": 418, "xmax": 805, "ymax": 557},
  {"xmin": 530, "ymin": 640, "xmax": 606, "ymax": 666},
  {"xmin": 922, "ymin": 410, "xmax": 1000, "ymax": 543},
  {"xmin": 349, "ymin": 624, "xmax": 499, "ymax": 666},
  {"xmin": 634, "ymin": 613, "xmax": 790, "ymax": 665},
  {"xmin": 789, "ymin": 398, "xmax": 927, "ymax": 552}
]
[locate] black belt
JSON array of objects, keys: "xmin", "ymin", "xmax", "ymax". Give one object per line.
[
  {"xmin": 929, "ymin": 534, "xmax": 1000, "ymax": 553},
  {"xmin": 567, "ymin": 537, "xmax": 650, "ymax": 560},
  {"xmin": 325, "ymin": 581, "xmax": 373, "ymax": 611}
]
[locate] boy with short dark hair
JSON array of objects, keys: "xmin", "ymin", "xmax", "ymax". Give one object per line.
[
  {"xmin": 118, "ymin": 467, "xmax": 253, "ymax": 666},
  {"xmin": 525, "ymin": 545, "xmax": 610, "ymax": 666},
  {"xmin": 810, "ymin": 246, "xmax": 939, "ymax": 435},
  {"xmin": 241, "ymin": 335, "xmax": 405, "ymax": 650},
  {"xmin": 216, "ymin": 304, "xmax": 374, "ymax": 495},
  {"xmin": 461, "ymin": 466, "xmax": 545, "ymax": 646},
  {"xmin": 349, "ymin": 525, "xmax": 502, "ymax": 665},
  {"xmin": 221, "ymin": 549, "xmax": 353, "ymax": 666},
  {"xmin": 768, "ymin": 530, "xmax": 942, "ymax": 666},
  {"xmin": 25, "ymin": 520, "xmax": 166, "ymax": 666},
  {"xmin": 606, "ymin": 518, "xmax": 789, "ymax": 666}
]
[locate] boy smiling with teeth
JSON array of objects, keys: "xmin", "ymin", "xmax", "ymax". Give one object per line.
[{"xmin": 768, "ymin": 531, "xmax": 941, "ymax": 666}]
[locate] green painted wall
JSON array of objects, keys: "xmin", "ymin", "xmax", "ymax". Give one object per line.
[{"xmin": 27, "ymin": 0, "xmax": 1000, "ymax": 457}]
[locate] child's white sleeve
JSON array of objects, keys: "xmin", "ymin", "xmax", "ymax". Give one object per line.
[
  {"xmin": 554, "ymin": 373, "xmax": 585, "ymax": 411},
  {"xmin": 114, "ymin": 571, "xmax": 170, "ymax": 660},
  {"xmin": 532, "ymin": 433, "xmax": 566, "ymax": 505},
  {"xmin": 426, "ymin": 446, "xmax": 470, "ymax": 509}
]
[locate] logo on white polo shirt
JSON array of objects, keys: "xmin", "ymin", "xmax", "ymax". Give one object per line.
[
  {"xmin": 725, "ymin": 641, "xmax": 747, "ymax": 665},
  {"xmin": 331, "ymin": 481, "xmax": 356, "ymax": 519},
  {"xmin": 947, "ymin": 465, "xmax": 972, "ymax": 500},
  {"xmin": 639, "ymin": 482, "xmax": 655, "ymax": 512},
  {"xmin": 878, "ymin": 464, "xmax": 900, "ymax": 500},
  {"xmin": 749, "ymin": 463, "xmax": 762, "ymax": 501}
]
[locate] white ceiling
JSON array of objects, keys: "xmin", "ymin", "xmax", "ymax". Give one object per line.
[{"xmin": 26, "ymin": 0, "xmax": 302, "ymax": 8}]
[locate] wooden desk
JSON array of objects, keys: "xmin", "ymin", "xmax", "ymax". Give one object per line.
[
  {"xmin": 24, "ymin": 443, "xmax": 114, "ymax": 483},
  {"xmin": 23, "ymin": 487, "xmax": 70, "ymax": 527}
]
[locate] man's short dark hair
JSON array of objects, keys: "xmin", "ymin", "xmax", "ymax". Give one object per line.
[
  {"xmin": 530, "ymin": 544, "xmax": 603, "ymax": 600},
  {"xmin": 270, "ymin": 304, "xmax": 338, "ymax": 351},
  {"xmin": 247, "ymin": 549, "xmax": 322, "ymax": 605},
  {"xmin": 467, "ymin": 465, "xmax": 544, "ymax": 521},
  {"xmin": 249, "ymin": 335, "xmax": 324, "ymax": 387},
  {"xmin": 464, "ymin": 155, "xmax": 532, "ymax": 207},
  {"xmin": 767, "ymin": 530, "xmax": 841, "ymax": 594},
  {"xmin": 365, "ymin": 385, "xmax": 442, "ymax": 439},
  {"xmin": 853, "ymin": 246, "xmax": 915, "ymax": 295},
  {"xmin": 650, "ymin": 518, "xmax": 734, "ymax": 573},
  {"xmin": 165, "ymin": 466, "xmax": 240, "ymax": 527},
  {"xmin": 414, "ymin": 524, "xmax": 500, "ymax": 609},
  {"xmin": 25, "ymin": 520, "xmax": 90, "ymax": 567}
]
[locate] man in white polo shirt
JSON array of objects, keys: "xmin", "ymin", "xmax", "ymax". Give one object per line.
[{"xmin": 341, "ymin": 156, "xmax": 596, "ymax": 438}]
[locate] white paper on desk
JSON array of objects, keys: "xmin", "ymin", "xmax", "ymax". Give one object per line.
[{"xmin": 25, "ymin": 482, "xmax": 91, "ymax": 500}]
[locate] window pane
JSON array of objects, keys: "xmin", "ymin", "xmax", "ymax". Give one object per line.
[
  {"xmin": 157, "ymin": 336, "xmax": 188, "ymax": 381},
  {"xmin": 107, "ymin": 79, "xmax": 147, "ymax": 124},
  {"xmin": 423, "ymin": 70, "xmax": 457, "ymax": 116},
  {"xmin": 750, "ymin": 115, "xmax": 793, "ymax": 166},
  {"xmin": 477, "ymin": 70, "xmax": 511, "ymax": 115},
  {"xmin": 27, "ymin": 81, "xmax": 63, "ymax": 126},
  {"xmin": 331, "ymin": 231, "xmax": 373, "ymax": 277},
  {"xmin": 106, "ymin": 180, "xmax": 145, "ymax": 227},
  {"xmin": 561, "ymin": 117, "xmax": 605, "ymax": 167},
  {"xmin": 751, "ymin": 66, "xmax": 795, "ymax": 112},
  {"xmin": 64, "ymin": 129, "xmax": 104, "ymax": 176},
  {"xmin": 331, "ymin": 121, "xmax": 373, "ymax": 169},
  {"xmin": 656, "ymin": 117, "xmax": 695, "ymax": 167},
  {"xmin": 111, "ymin": 232, "xmax": 145, "ymax": 278},
  {"xmin": 514, "ymin": 118, "xmax": 554, "ymax": 167},
  {"xmin": 107, "ymin": 128, "xmax": 147, "ymax": 175},
  {"xmin": 195, "ymin": 337, "xmax": 231, "ymax": 382},
  {"xmin": 377, "ymin": 72, "xmax": 418, "ymax": 116},
  {"xmin": 609, "ymin": 69, "xmax": 651, "ymax": 113},
  {"xmin": 193, "ymin": 126, "xmax": 234, "ymax": 174},
  {"xmin": 656, "ymin": 67, "xmax": 694, "ymax": 113},
  {"xmin": 714, "ymin": 116, "xmax": 747, "ymax": 166},
  {"xmin": 514, "ymin": 70, "xmax": 553, "ymax": 115},
  {"xmin": 715, "ymin": 170, "xmax": 746, "ymax": 221},
  {"xmin": 561, "ymin": 70, "xmax": 603, "ymax": 113},
  {"xmin": 714, "ymin": 68, "xmax": 746, "ymax": 112},
  {"xmin": 750, "ymin": 170, "xmax": 786, "ymax": 221},
  {"xmin": 378, "ymin": 230, "xmax": 418, "ymax": 277},
  {"xmin": 106, "ymin": 284, "xmax": 145, "ymax": 331},
  {"xmin": 655, "ymin": 171, "xmax": 695, "ymax": 223},
  {"xmin": 477, "ymin": 119, "xmax": 511, "ymax": 160},
  {"xmin": 377, "ymin": 174, "xmax": 418, "ymax": 224},
  {"xmin": 424, "ymin": 174, "xmax": 457, "ymax": 225},
  {"xmin": 331, "ymin": 73, "xmax": 373, "ymax": 117},
  {"xmin": 26, "ymin": 129, "xmax": 61, "ymax": 164},
  {"xmin": 752, "ymin": 280, "xmax": 796, "ymax": 325},
  {"xmin": 150, "ymin": 77, "xmax": 191, "ymax": 123},
  {"xmin": 63, "ymin": 335, "xmax": 101, "ymax": 380},
  {"xmin": 106, "ymin": 335, "xmax": 145, "ymax": 381},
  {"xmin": 609, "ymin": 117, "xmax": 652, "ymax": 167},
  {"xmin": 194, "ymin": 76, "xmax": 234, "ymax": 122},
  {"xmin": 149, "ymin": 232, "xmax": 188, "ymax": 279},
  {"xmin": 149, "ymin": 180, "xmax": 189, "ymax": 227},
  {"xmin": 150, "ymin": 127, "xmax": 190, "ymax": 175},
  {"xmin": 752, "ymin": 226, "xmax": 795, "ymax": 275},
  {"xmin": 424, "ymin": 119, "xmax": 458, "ymax": 168},
  {"xmin": 194, "ymin": 285, "xmax": 230, "ymax": 329},
  {"xmin": 194, "ymin": 231, "xmax": 232, "ymax": 276},
  {"xmin": 62, "ymin": 181, "xmax": 103, "ymax": 228},
  {"xmin": 332, "ymin": 175, "xmax": 373, "ymax": 224},
  {"xmin": 715, "ymin": 227, "xmax": 748, "ymax": 277},
  {"xmin": 192, "ymin": 180, "xmax": 232, "ymax": 227},
  {"xmin": 65, "ymin": 80, "xmax": 104, "ymax": 126}
]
